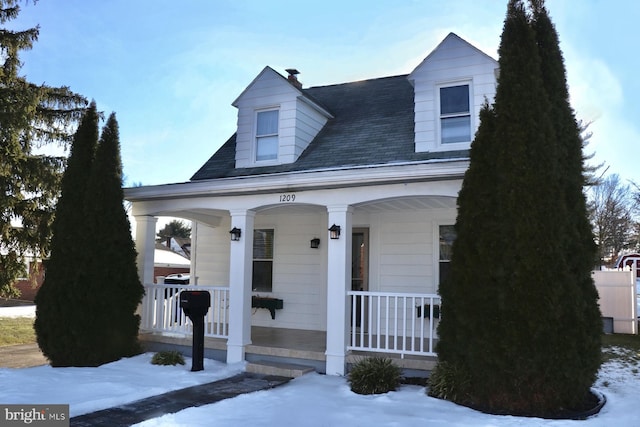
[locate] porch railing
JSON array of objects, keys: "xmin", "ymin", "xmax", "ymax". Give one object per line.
[
  {"xmin": 141, "ymin": 284, "xmax": 230, "ymax": 338},
  {"xmin": 348, "ymin": 291, "xmax": 440, "ymax": 357}
]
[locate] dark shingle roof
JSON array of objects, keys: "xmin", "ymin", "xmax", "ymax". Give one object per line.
[{"xmin": 190, "ymin": 75, "xmax": 468, "ymax": 181}]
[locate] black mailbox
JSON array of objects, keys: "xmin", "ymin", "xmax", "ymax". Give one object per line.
[
  {"xmin": 180, "ymin": 290, "xmax": 210, "ymax": 317},
  {"xmin": 179, "ymin": 290, "xmax": 211, "ymax": 372}
]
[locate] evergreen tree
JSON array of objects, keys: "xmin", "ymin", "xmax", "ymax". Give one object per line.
[
  {"xmin": 431, "ymin": 0, "xmax": 600, "ymax": 416},
  {"xmin": 0, "ymin": 0, "xmax": 86, "ymax": 297},
  {"xmin": 34, "ymin": 103, "xmax": 99, "ymax": 366},
  {"xmin": 156, "ymin": 219, "xmax": 191, "ymax": 245},
  {"xmin": 36, "ymin": 109, "xmax": 143, "ymax": 366},
  {"xmin": 530, "ymin": 0, "xmax": 601, "ymax": 397},
  {"xmin": 82, "ymin": 113, "xmax": 144, "ymax": 365}
]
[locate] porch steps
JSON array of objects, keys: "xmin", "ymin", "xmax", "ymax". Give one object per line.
[{"xmin": 246, "ymin": 360, "xmax": 315, "ymax": 378}]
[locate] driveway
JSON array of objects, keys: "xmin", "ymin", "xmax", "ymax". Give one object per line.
[{"xmin": 0, "ymin": 343, "xmax": 47, "ymax": 368}]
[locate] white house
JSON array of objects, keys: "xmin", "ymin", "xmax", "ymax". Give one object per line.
[{"xmin": 125, "ymin": 33, "xmax": 498, "ymax": 376}]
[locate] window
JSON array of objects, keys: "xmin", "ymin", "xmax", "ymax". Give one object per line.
[
  {"xmin": 440, "ymin": 85, "xmax": 471, "ymax": 144},
  {"xmin": 252, "ymin": 229, "xmax": 274, "ymax": 292},
  {"xmin": 256, "ymin": 110, "xmax": 278, "ymax": 161},
  {"xmin": 439, "ymin": 225, "xmax": 456, "ymax": 285}
]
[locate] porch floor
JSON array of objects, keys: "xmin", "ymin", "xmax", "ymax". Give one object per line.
[
  {"xmin": 248, "ymin": 326, "xmax": 326, "ymax": 360},
  {"xmin": 139, "ymin": 326, "xmax": 436, "ymax": 373},
  {"xmin": 139, "ymin": 326, "xmax": 327, "ymax": 363}
]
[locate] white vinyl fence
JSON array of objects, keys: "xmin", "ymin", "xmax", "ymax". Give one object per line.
[{"xmin": 593, "ymin": 271, "xmax": 637, "ymax": 335}]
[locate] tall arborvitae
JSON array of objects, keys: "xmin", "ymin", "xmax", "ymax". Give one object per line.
[
  {"xmin": 82, "ymin": 113, "xmax": 144, "ymax": 365},
  {"xmin": 434, "ymin": 103, "xmax": 501, "ymax": 393},
  {"xmin": 431, "ymin": 0, "xmax": 599, "ymax": 416},
  {"xmin": 529, "ymin": 0, "xmax": 601, "ymax": 403},
  {"xmin": 0, "ymin": 0, "xmax": 86, "ymax": 297},
  {"xmin": 35, "ymin": 103, "xmax": 99, "ymax": 366}
]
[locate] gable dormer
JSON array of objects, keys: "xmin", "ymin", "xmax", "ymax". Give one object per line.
[
  {"xmin": 408, "ymin": 33, "xmax": 498, "ymax": 153},
  {"xmin": 232, "ymin": 67, "xmax": 333, "ymax": 168}
]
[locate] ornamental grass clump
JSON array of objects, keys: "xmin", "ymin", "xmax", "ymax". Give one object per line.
[
  {"xmin": 348, "ymin": 357, "xmax": 403, "ymax": 395},
  {"xmin": 151, "ymin": 351, "xmax": 185, "ymax": 366}
]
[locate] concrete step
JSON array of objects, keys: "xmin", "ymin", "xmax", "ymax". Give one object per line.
[{"xmin": 246, "ymin": 360, "xmax": 315, "ymax": 378}]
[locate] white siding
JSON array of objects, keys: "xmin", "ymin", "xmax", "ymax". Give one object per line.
[
  {"xmin": 370, "ymin": 208, "xmax": 456, "ymax": 295},
  {"xmin": 291, "ymin": 100, "xmax": 328, "ymax": 160},
  {"xmin": 252, "ymin": 212, "xmax": 327, "ymax": 330},
  {"xmin": 192, "ymin": 220, "xmax": 230, "ymax": 286},
  {"xmin": 409, "ymin": 33, "xmax": 498, "ymax": 153},
  {"xmin": 233, "ymin": 67, "xmax": 329, "ymax": 168}
]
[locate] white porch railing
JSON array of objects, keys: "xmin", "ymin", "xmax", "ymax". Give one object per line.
[
  {"xmin": 348, "ymin": 291, "xmax": 440, "ymax": 357},
  {"xmin": 141, "ymin": 285, "xmax": 230, "ymax": 338}
]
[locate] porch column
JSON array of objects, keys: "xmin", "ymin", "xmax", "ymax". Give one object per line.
[
  {"xmin": 134, "ymin": 215, "xmax": 158, "ymax": 285},
  {"xmin": 325, "ymin": 205, "xmax": 353, "ymax": 376},
  {"xmin": 226, "ymin": 209, "xmax": 255, "ymax": 364}
]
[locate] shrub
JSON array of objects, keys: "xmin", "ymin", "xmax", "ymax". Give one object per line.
[
  {"xmin": 427, "ymin": 361, "xmax": 471, "ymax": 403},
  {"xmin": 151, "ymin": 351, "xmax": 185, "ymax": 366},
  {"xmin": 348, "ymin": 357, "xmax": 403, "ymax": 395}
]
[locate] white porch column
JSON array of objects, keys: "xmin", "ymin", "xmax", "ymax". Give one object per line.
[
  {"xmin": 226, "ymin": 209, "xmax": 255, "ymax": 364},
  {"xmin": 325, "ymin": 205, "xmax": 353, "ymax": 376},
  {"xmin": 134, "ymin": 215, "xmax": 158, "ymax": 285}
]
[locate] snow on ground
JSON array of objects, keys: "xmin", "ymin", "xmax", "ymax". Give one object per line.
[
  {"xmin": 1, "ymin": 351, "xmax": 639, "ymax": 426},
  {"xmin": 0, "ymin": 354, "xmax": 244, "ymax": 417},
  {"xmin": 0, "ymin": 304, "xmax": 36, "ymax": 318}
]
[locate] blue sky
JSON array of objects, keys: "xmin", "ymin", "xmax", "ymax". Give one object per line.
[{"xmin": 10, "ymin": 0, "xmax": 640, "ymax": 186}]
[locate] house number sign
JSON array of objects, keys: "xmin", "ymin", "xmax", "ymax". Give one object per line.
[{"xmin": 279, "ymin": 193, "xmax": 296, "ymax": 202}]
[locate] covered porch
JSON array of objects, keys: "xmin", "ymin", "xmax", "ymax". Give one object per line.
[{"xmin": 128, "ymin": 176, "xmax": 462, "ymax": 375}]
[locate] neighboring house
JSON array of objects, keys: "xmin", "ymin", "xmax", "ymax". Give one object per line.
[
  {"xmin": 616, "ymin": 253, "xmax": 640, "ymax": 278},
  {"xmin": 12, "ymin": 257, "xmax": 45, "ymax": 302},
  {"xmin": 158, "ymin": 236, "xmax": 191, "ymax": 259},
  {"xmin": 125, "ymin": 33, "xmax": 498, "ymax": 376},
  {"xmin": 154, "ymin": 244, "xmax": 191, "ymax": 282}
]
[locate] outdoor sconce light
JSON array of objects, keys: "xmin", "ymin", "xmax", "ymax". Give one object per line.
[
  {"xmin": 329, "ymin": 224, "xmax": 341, "ymax": 239},
  {"xmin": 310, "ymin": 238, "xmax": 320, "ymax": 249},
  {"xmin": 229, "ymin": 227, "xmax": 242, "ymax": 241}
]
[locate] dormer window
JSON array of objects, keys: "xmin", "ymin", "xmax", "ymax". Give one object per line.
[
  {"xmin": 439, "ymin": 84, "xmax": 471, "ymax": 144},
  {"xmin": 256, "ymin": 109, "xmax": 279, "ymax": 161}
]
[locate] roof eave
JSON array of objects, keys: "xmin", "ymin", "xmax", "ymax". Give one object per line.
[{"xmin": 124, "ymin": 158, "xmax": 469, "ymax": 202}]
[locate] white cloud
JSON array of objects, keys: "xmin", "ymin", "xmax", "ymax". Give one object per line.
[{"xmin": 563, "ymin": 47, "xmax": 639, "ymax": 182}]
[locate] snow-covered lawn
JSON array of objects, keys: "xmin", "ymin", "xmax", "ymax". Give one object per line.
[
  {"xmin": 0, "ymin": 354, "xmax": 244, "ymax": 417},
  {"xmin": 1, "ymin": 351, "xmax": 639, "ymax": 426}
]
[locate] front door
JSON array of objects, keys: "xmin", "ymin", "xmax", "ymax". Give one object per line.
[{"xmin": 352, "ymin": 228, "xmax": 369, "ymax": 328}]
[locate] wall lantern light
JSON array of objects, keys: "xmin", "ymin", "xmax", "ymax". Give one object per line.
[
  {"xmin": 310, "ymin": 238, "xmax": 320, "ymax": 249},
  {"xmin": 329, "ymin": 224, "xmax": 341, "ymax": 240},
  {"xmin": 229, "ymin": 227, "xmax": 242, "ymax": 241}
]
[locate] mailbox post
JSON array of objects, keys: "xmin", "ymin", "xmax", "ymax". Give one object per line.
[{"xmin": 179, "ymin": 290, "xmax": 211, "ymax": 371}]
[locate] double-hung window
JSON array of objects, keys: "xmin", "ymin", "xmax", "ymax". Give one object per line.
[
  {"xmin": 256, "ymin": 110, "xmax": 279, "ymax": 161},
  {"xmin": 439, "ymin": 84, "xmax": 471, "ymax": 144},
  {"xmin": 252, "ymin": 229, "xmax": 274, "ymax": 292}
]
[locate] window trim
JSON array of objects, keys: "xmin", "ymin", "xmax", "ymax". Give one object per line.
[
  {"xmin": 434, "ymin": 222, "xmax": 456, "ymax": 290},
  {"xmin": 254, "ymin": 108, "xmax": 280, "ymax": 164},
  {"xmin": 436, "ymin": 81, "xmax": 473, "ymax": 150},
  {"xmin": 252, "ymin": 228, "xmax": 275, "ymax": 293}
]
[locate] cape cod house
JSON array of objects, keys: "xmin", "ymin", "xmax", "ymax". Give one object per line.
[{"xmin": 125, "ymin": 33, "xmax": 498, "ymax": 376}]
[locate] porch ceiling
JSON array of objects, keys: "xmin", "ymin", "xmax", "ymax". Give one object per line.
[
  {"xmin": 146, "ymin": 196, "xmax": 456, "ymax": 221},
  {"xmin": 354, "ymin": 195, "xmax": 456, "ymax": 212},
  {"xmin": 155, "ymin": 208, "xmax": 227, "ymax": 227}
]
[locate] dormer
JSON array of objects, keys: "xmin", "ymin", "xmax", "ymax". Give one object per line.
[
  {"xmin": 408, "ymin": 33, "xmax": 498, "ymax": 153},
  {"xmin": 232, "ymin": 67, "xmax": 333, "ymax": 168}
]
